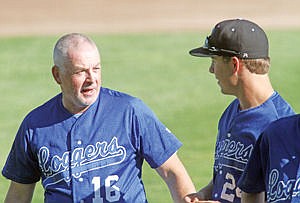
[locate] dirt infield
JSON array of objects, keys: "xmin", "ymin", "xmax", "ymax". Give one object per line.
[{"xmin": 0, "ymin": 0, "xmax": 299, "ymax": 36}]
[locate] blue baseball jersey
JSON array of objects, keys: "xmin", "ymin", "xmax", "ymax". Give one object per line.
[
  {"xmin": 212, "ymin": 92, "xmax": 294, "ymax": 203},
  {"xmin": 2, "ymin": 87, "xmax": 182, "ymax": 203},
  {"xmin": 238, "ymin": 114, "xmax": 300, "ymax": 203}
]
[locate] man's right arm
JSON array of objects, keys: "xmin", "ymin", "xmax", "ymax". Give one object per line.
[
  {"xmin": 4, "ymin": 181, "xmax": 36, "ymax": 203},
  {"xmin": 241, "ymin": 191, "xmax": 265, "ymax": 203},
  {"xmin": 197, "ymin": 179, "xmax": 214, "ymax": 199}
]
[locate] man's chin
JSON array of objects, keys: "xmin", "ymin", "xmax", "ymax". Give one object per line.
[{"xmin": 81, "ymin": 95, "xmax": 98, "ymax": 106}]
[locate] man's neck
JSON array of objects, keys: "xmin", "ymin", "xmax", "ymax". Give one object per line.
[{"xmin": 237, "ymin": 74, "xmax": 274, "ymax": 110}]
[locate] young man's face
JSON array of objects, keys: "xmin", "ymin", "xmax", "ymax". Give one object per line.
[{"xmin": 209, "ymin": 56, "xmax": 236, "ymax": 95}]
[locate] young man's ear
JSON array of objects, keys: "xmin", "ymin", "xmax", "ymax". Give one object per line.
[
  {"xmin": 232, "ymin": 56, "xmax": 240, "ymax": 73},
  {"xmin": 52, "ymin": 65, "xmax": 62, "ymax": 84}
]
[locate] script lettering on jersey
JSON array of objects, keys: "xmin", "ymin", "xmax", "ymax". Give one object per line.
[
  {"xmin": 215, "ymin": 138, "xmax": 253, "ymax": 171},
  {"xmin": 267, "ymin": 169, "xmax": 300, "ymax": 202},
  {"xmin": 38, "ymin": 137, "xmax": 126, "ymax": 188}
]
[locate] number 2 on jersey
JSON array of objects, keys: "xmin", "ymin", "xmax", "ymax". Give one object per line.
[{"xmin": 221, "ymin": 172, "xmax": 241, "ymax": 202}]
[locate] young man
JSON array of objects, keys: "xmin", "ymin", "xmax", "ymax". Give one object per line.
[
  {"xmin": 184, "ymin": 19, "xmax": 294, "ymax": 203},
  {"xmin": 238, "ymin": 114, "xmax": 300, "ymax": 203},
  {"xmin": 2, "ymin": 33, "xmax": 196, "ymax": 203}
]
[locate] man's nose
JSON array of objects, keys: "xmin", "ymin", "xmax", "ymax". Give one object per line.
[
  {"xmin": 209, "ymin": 64, "xmax": 214, "ymax": 73},
  {"xmin": 85, "ymin": 69, "xmax": 95, "ymax": 81}
]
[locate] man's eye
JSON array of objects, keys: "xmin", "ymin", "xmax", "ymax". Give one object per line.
[
  {"xmin": 74, "ymin": 70, "xmax": 85, "ymax": 75},
  {"xmin": 93, "ymin": 67, "xmax": 101, "ymax": 72}
]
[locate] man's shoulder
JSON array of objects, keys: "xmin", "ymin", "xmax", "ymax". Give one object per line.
[
  {"xmin": 220, "ymin": 99, "xmax": 239, "ymax": 117},
  {"xmin": 270, "ymin": 91, "xmax": 292, "ymax": 107},
  {"xmin": 24, "ymin": 94, "xmax": 63, "ymax": 124},
  {"xmin": 100, "ymin": 87, "xmax": 143, "ymax": 106},
  {"xmin": 101, "ymin": 87, "xmax": 135, "ymax": 99},
  {"xmin": 269, "ymin": 91, "xmax": 295, "ymax": 116},
  {"xmin": 31, "ymin": 94, "xmax": 61, "ymax": 112},
  {"xmin": 100, "ymin": 87, "xmax": 155, "ymax": 118}
]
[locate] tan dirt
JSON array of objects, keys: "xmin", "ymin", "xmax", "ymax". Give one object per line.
[{"xmin": 0, "ymin": 0, "xmax": 299, "ymax": 37}]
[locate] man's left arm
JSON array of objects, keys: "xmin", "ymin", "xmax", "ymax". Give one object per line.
[{"xmin": 155, "ymin": 152, "xmax": 196, "ymax": 203}]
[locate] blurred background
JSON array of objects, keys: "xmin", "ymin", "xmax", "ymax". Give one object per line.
[{"xmin": 0, "ymin": 0, "xmax": 299, "ymax": 36}]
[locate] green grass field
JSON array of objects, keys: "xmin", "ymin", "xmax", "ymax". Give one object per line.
[{"xmin": 1, "ymin": 30, "xmax": 300, "ymax": 202}]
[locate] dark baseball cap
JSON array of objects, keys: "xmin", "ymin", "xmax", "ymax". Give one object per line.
[{"xmin": 189, "ymin": 19, "xmax": 269, "ymax": 59}]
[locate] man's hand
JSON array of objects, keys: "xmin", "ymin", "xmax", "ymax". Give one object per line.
[{"xmin": 184, "ymin": 192, "xmax": 220, "ymax": 203}]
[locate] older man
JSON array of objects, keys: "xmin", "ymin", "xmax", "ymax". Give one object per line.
[{"xmin": 2, "ymin": 33, "xmax": 196, "ymax": 203}]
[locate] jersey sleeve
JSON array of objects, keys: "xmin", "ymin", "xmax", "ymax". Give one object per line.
[
  {"xmin": 131, "ymin": 99, "xmax": 182, "ymax": 168},
  {"xmin": 2, "ymin": 118, "xmax": 41, "ymax": 184},
  {"xmin": 238, "ymin": 133, "xmax": 268, "ymax": 193}
]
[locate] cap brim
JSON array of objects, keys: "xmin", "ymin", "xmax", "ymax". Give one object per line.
[{"xmin": 189, "ymin": 47, "xmax": 216, "ymax": 57}]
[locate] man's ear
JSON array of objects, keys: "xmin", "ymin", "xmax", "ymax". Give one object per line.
[
  {"xmin": 232, "ymin": 56, "xmax": 240, "ymax": 74},
  {"xmin": 52, "ymin": 65, "xmax": 62, "ymax": 84}
]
